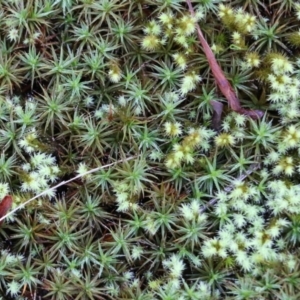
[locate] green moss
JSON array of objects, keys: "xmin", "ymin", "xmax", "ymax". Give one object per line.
[{"xmin": 0, "ymin": 0, "xmax": 300, "ymax": 299}]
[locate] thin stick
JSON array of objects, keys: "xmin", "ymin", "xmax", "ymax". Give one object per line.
[
  {"xmin": 200, "ymin": 162, "xmax": 261, "ymax": 213},
  {"xmin": 0, "ymin": 156, "xmax": 136, "ymax": 223}
]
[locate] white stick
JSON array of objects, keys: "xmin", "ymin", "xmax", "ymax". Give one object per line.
[{"xmin": 0, "ymin": 156, "xmax": 136, "ymax": 222}]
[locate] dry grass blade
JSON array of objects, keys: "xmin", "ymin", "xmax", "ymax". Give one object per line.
[{"xmin": 0, "ymin": 156, "xmax": 136, "ymax": 223}]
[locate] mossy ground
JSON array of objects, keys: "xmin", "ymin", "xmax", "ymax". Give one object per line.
[{"xmin": 0, "ymin": 1, "xmax": 300, "ymax": 299}]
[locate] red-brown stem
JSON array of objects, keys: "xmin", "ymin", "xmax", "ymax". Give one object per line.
[
  {"xmin": 0, "ymin": 195, "xmax": 13, "ymax": 225},
  {"xmin": 186, "ymin": 0, "xmax": 263, "ymax": 119}
]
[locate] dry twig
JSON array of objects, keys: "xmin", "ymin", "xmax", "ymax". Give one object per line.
[
  {"xmin": 186, "ymin": 0, "xmax": 263, "ymax": 120},
  {"xmin": 0, "ymin": 156, "xmax": 136, "ymax": 223},
  {"xmin": 200, "ymin": 162, "xmax": 261, "ymax": 213}
]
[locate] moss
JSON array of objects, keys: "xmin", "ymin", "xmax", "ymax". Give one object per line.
[{"xmin": 0, "ymin": 0, "xmax": 300, "ymax": 299}]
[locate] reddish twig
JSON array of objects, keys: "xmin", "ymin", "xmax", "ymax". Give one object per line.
[{"xmin": 186, "ymin": 0, "xmax": 263, "ymax": 120}]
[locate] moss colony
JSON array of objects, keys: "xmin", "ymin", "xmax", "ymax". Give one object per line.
[{"xmin": 0, "ymin": 0, "xmax": 300, "ymax": 299}]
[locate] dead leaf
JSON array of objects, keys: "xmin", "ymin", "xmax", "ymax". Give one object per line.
[
  {"xmin": 211, "ymin": 100, "xmax": 224, "ymax": 131},
  {"xmin": 0, "ymin": 195, "xmax": 13, "ymax": 225}
]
